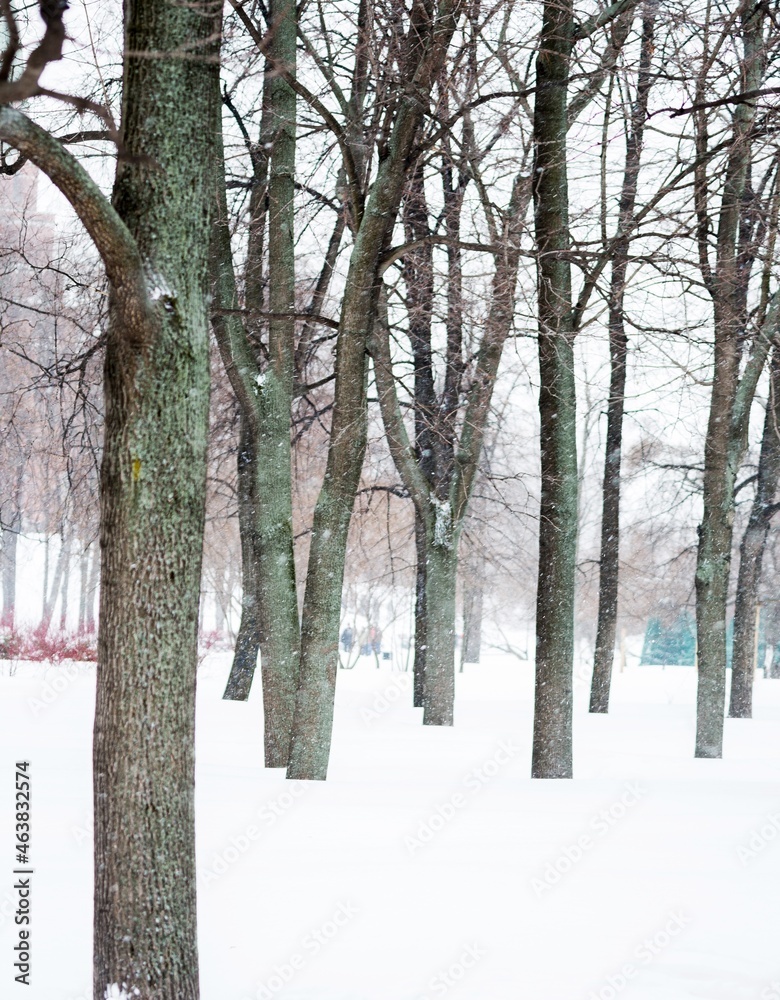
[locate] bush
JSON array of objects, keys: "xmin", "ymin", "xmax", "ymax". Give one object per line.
[{"xmin": 0, "ymin": 626, "xmax": 97, "ymax": 662}]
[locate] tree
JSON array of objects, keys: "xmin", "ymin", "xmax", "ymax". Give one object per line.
[
  {"xmin": 211, "ymin": 0, "xmax": 302, "ymax": 767},
  {"xmin": 1, "ymin": 2, "xmax": 220, "ymax": 996},
  {"xmin": 589, "ymin": 0, "xmax": 658, "ymax": 713},
  {"xmin": 693, "ymin": 1, "xmax": 776, "ymax": 758},
  {"xmin": 285, "ymin": 0, "xmax": 465, "ymax": 779},
  {"xmin": 730, "ymin": 343, "xmax": 780, "ymax": 716}
]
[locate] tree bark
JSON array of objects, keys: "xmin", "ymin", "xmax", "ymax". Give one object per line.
[
  {"xmin": 730, "ymin": 345, "xmax": 780, "ymax": 716},
  {"xmin": 210, "ymin": 6, "xmax": 301, "ymax": 765},
  {"xmin": 58, "ymin": 533, "xmax": 70, "ymax": 631},
  {"xmin": 287, "ymin": 1, "xmax": 463, "ymax": 780},
  {"xmin": 1, "ymin": 466, "xmax": 22, "ymax": 628},
  {"xmin": 462, "ymin": 563, "xmax": 484, "ymax": 665},
  {"xmin": 590, "ymin": 2, "xmax": 656, "ymax": 713},
  {"xmin": 413, "ymin": 513, "xmax": 427, "ymax": 708},
  {"xmin": 252, "ymin": 0, "xmax": 300, "ymax": 766},
  {"xmin": 222, "ymin": 417, "xmax": 261, "ymax": 701},
  {"xmin": 532, "ymin": 0, "xmax": 577, "ymax": 779},
  {"xmin": 695, "ymin": 3, "xmax": 767, "ymax": 758},
  {"xmin": 92, "ymin": 3, "xmax": 220, "ymax": 997},
  {"xmin": 422, "ymin": 536, "xmax": 458, "ymax": 725}
]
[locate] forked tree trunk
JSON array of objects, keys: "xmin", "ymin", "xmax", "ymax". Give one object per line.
[
  {"xmin": 532, "ymin": 0, "xmax": 577, "ymax": 779},
  {"xmin": 287, "ymin": 3, "xmax": 463, "ymax": 780},
  {"xmin": 210, "ymin": 3, "xmax": 301, "ymax": 765},
  {"xmin": 215, "ymin": 0, "xmax": 300, "ymax": 759},
  {"xmin": 730, "ymin": 345, "xmax": 780, "ymax": 717},
  {"xmin": 92, "ymin": 3, "xmax": 220, "ymax": 997}
]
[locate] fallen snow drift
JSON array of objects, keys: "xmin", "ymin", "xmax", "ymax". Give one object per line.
[{"xmin": 1, "ymin": 654, "xmax": 779, "ymax": 1000}]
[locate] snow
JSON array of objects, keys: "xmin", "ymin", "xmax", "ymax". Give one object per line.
[{"xmin": 1, "ymin": 652, "xmax": 780, "ymax": 999}]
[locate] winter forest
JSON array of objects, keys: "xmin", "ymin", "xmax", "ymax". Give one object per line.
[{"xmin": 2, "ymin": 0, "xmax": 780, "ymax": 997}]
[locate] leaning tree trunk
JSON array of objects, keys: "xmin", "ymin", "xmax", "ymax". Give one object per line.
[
  {"xmin": 729, "ymin": 345, "xmax": 780, "ymax": 717},
  {"xmin": 92, "ymin": 4, "xmax": 219, "ymax": 998},
  {"xmin": 531, "ymin": 0, "xmax": 577, "ymax": 779},
  {"xmin": 590, "ymin": 3, "xmax": 656, "ymax": 713}
]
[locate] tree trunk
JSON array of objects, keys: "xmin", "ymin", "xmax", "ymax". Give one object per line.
[
  {"xmin": 695, "ymin": 3, "xmax": 767, "ymax": 758},
  {"xmin": 92, "ymin": 3, "xmax": 219, "ymax": 997},
  {"xmin": 214, "ymin": 1, "xmax": 300, "ymax": 765},
  {"xmin": 462, "ymin": 569, "xmax": 484, "ymax": 665},
  {"xmin": 0, "ymin": 467, "xmax": 23, "ymax": 629},
  {"xmin": 531, "ymin": 0, "xmax": 577, "ymax": 779},
  {"xmin": 730, "ymin": 346, "xmax": 780, "ymax": 716},
  {"xmin": 59, "ymin": 534, "xmax": 70, "ymax": 631},
  {"xmin": 223, "ymin": 418, "xmax": 261, "ymax": 701},
  {"xmin": 78, "ymin": 544, "xmax": 89, "ymax": 635},
  {"xmin": 590, "ymin": 3, "xmax": 656, "ymax": 714},
  {"xmin": 422, "ymin": 537, "xmax": 458, "ymax": 725},
  {"xmin": 254, "ymin": 0, "xmax": 300, "ymax": 766},
  {"xmin": 86, "ymin": 540, "xmax": 99, "ymax": 633},
  {"xmin": 413, "ymin": 512, "xmax": 427, "ymax": 708},
  {"xmin": 41, "ymin": 528, "xmax": 67, "ymax": 633},
  {"xmin": 286, "ymin": 4, "xmax": 463, "ymax": 780}
]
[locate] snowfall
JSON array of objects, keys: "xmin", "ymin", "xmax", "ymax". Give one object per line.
[
  {"xmin": 2, "ymin": 640, "xmax": 780, "ymax": 1000},
  {"xmin": 2, "ymin": 542, "xmax": 780, "ymax": 1000}
]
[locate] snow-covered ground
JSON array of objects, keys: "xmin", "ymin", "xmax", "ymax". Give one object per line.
[{"xmin": 1, "ymin": 652, "xmax": 779, "ymax": 1000}]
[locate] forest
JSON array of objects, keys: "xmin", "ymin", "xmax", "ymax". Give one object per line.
[{"xmin": 1, "ymin": 0, "xmax": 780, "ymax": 998}]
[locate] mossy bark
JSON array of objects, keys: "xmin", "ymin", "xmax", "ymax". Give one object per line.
[
  {"xmin": 531, "ymin": 0, "xmax": 576, "ymax": 779},
  {"xmin": 92, "ymin": 2, "xmax": 220, "ymax": 997},
  {"xmin": 422, "ymin": 536, "xmax": 458, "ymax": 726},
  {"xmin": 287, "ymin": 2, "xmax": 463, "ymax": 780},
  {"xmin": 211, "ymin": 1, "xmax": 300, "ymax": 765},
  {"xmin": 730, "ymin": 347, "xmax": 780, "ymax": 717},
  {"xmin": 695, "ymin": 4, "xmax": 767, "ymax": 758}
]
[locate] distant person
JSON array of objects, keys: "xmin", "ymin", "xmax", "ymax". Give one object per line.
[
  {"xmin": 369, "ymin": 624, "xmax": 382, "ymax": 655},
  {"xmin": 340, "ymin": 626, "xmax": 354, "ymax": 654}
]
